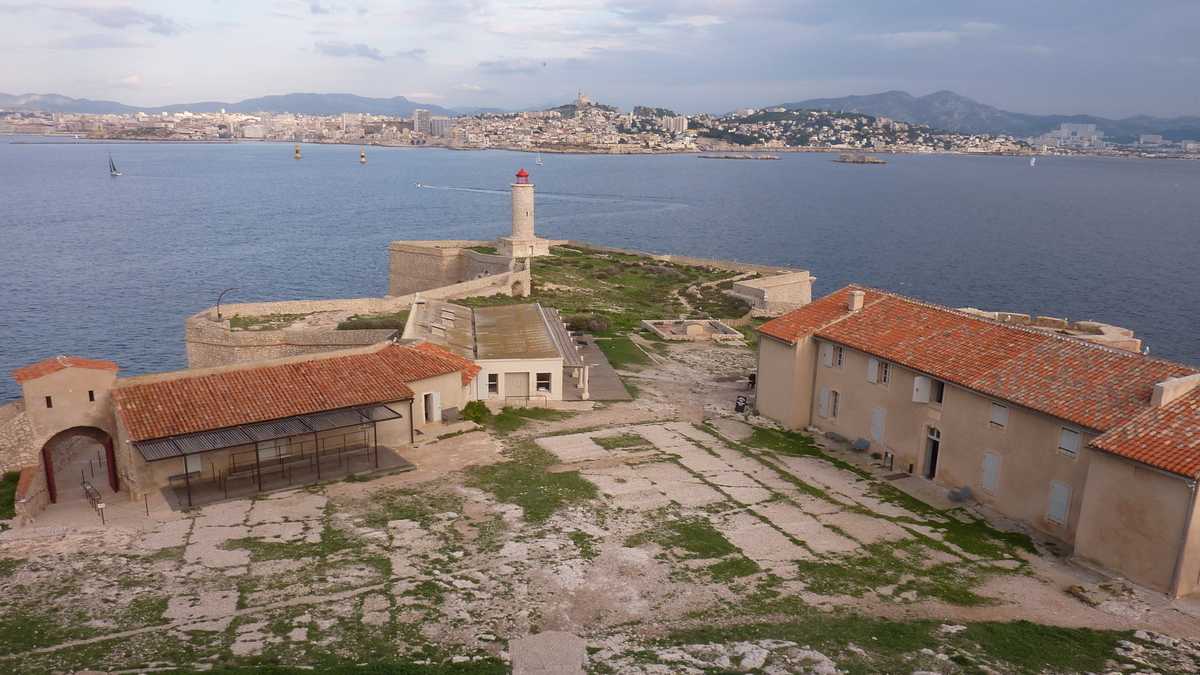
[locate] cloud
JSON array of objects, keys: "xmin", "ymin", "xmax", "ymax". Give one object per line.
[
  {"xmin": 477, "ymin": 58, "xmax": 543, "ymax": 76},
  {"xmin": 394, "ymin": 47, "xmax": 427, "ymax": 60},
  {"xmin": 310, "ymin": 1, "xmax": 330, "ymax": 14},
  {"xmin": 962, "ymin": 21, "xmax": 1002, "ymax": 33},
  {"xmin": 64, "ymin": 5, "xmax": 182, "ymax": 36},
  {"xmin": 404, "ymin": 91, "xmax": 444, "ymax": 100},
  {"xmin": 48, "ymin": 33, "xmax": 148, "ymax": 50},
  {"xmin": 314, "ymin": 41, "xmax": 385, "ymax": 61},
  {"xmin": 1020, "ymin": 44, "xmax": 1054, "ymax": 56},
  {"xmin": 112, "ymin": 73, "xmax": 143, "ymax": 89},
  {"xmin": 873, "ymin": 30, "xmax": 962, "ymax": 49}
]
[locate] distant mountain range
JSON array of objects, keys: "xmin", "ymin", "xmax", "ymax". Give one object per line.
[
  {"xmin": 776, "ymin": 90, "xmax": 1200, "ymax": 143},
  {"xmin": 0, "ymin": 92, "xmax": 456, "ymax": 117}
]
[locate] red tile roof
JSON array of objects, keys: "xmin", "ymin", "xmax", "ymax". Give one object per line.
[
  {"xmin": 757, "ymin": 287, "xmax": 883, "ymax": 344},
  {"xmin": 12, "ymin": 355, "xmax": 119, "ymax": 383},
  {"xmin": 762, "ymin": 285, "xmax": 1200, "ymax": 473},
  {"xmin": 410, "ymin": 342, "xmax": 482, "ymax": 385},
  {"xmin": 113, "ymin": 342, "xmax": 472, "ymax": 441},
  {"xmin": 1092, "ymin": 387, "xmax": 1200, "ymax": 478}
]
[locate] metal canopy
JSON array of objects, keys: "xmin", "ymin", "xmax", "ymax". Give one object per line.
[{"xmin": 133, "ymin": 404, "xmax": 405, "ymax": 462}]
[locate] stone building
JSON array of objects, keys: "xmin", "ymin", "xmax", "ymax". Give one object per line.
[
  {"xmin": 754, "ymin": 285, "xmax": 1200, "ymax": 596},
  {"xmin": 2, "ymin": 342, "xmax": 479, "ymax": 520}
]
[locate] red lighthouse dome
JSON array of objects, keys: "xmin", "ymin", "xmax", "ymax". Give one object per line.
[{"xmin": 515, "ymin": 167, "xmax": 530, "ymax": 183}]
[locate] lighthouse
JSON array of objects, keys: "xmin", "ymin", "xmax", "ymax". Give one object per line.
[{"xmin": 498, "ymin": 167, "xmax": 550, "ymax": 258}]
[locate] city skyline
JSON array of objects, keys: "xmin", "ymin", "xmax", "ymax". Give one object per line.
[{"xmin": 1, "ymin": 1, "xmax": 1199, "ymax": 117}]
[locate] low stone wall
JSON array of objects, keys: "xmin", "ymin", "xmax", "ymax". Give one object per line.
[
  {"xmin": 184, "ymin": 268, "xmax": 530, "ymax": 368},
  {"xmin": 958, "ymin": 307, "xmax": 1143, "ymax": 353},
  {"xmin": 13, "ymin": 464, "xmax": 49, "ymax": 526},
  {"xmin": 387, "ymin": 240, "xmax": 515, "ymax": 296},
  {"xmin": 0, "ymin": 401, "xmax": 35, "ymax": 475}
]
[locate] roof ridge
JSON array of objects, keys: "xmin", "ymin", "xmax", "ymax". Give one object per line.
[{"xmin": 854, "ymin": 285, "xmax": 1197, "ymax": 373}]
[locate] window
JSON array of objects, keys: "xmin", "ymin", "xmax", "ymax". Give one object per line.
[
  {"xmin": 1047, "ymin": 481, "xmax": 1071, "ymax": 525},
  {"xmin": 487, "ymin": 373, "xmax": 499, "ymax": 395},
  {"xmin": 833, "ymin": 346, "xmax": 844, "ymax": 368},
  {"xmin": 867, "ymin": 357, "xmax": 890, "ymax": 385},
  {"xmin": 536, "ymin": 372, "xmax": 552, "ymax": 393},
  {"xmin": 981, "ymin": 453, "xmax": 1000, "ymax": 493},
  {"xmin": 1058, "ymin": 428, "xmax": 1081, "ymax": 456},
  {"xmin": 44, "ymin": 395, "xmax": 52, "ymax": 409},
  {"xmin": 185, "ymin": 454, "xmax": 203, "ymax": 476},
  {"xmin": 932, "ymin": 380, "xmax": 945, "ymax": 405},
  {"xmin": 88, "ymin": 390, "xmax": 95, "ymax": 402},
  {"xmin": 818, "ymin": 387, "xmax": 839, "ymax": 418},
  {"xmin": 990, "ymin": 403, "xmax": 1008, "ymax": 427}
]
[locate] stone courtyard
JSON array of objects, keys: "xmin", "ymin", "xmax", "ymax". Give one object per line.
[{"xmin": 3, "ymin": 340, "xmax": 1200, "ymax": 673}]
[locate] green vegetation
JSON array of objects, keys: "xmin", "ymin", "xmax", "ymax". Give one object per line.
[
  {"xmin": 225, "ymin": 517, "xmax": 362, "ymax": 562},
  {"xmin": 595, "ymin": 336, "xmax": 650, "ymax": 370},
  {"xmin": 707, "ymin": 556, "xmax": 760, "ymax": 580},
  {"xmin": 956, "ymin": 620, "xmax": 1128, "ymax": 673},
  {"xmin": 463, "ymin": 405, "xmax": 575, "ymax": 435},
  {"xmin": 468, "ymin": 442, "xmax": 598, "ymax": 522},
  {"xmin": 569, "ymin": 531, "xmax": 600, "ymax": 560},
  {"xmin": 364, "ymin": 489, "xmax": 463, "ymax": 529},
  {"xmin": 626, "ymin": 517, "xmax": 737, "ymax": 559},
  {"xmin": 204, "ymin": 660, "xmax": 507, "ymax": 674},
  {"xmin": 594, "ymin": 432, "xmax": 651, "ymax": 450},
  {"xmin": 455, "ymin": 246, "xmax": 742, "ymax": 332},
  {"xmin": 467, "ymin": 245, "xmax": 498, "ymax": 255},
  {"xmin": 0, "ymin": 608, "xmax": 95, "ymax": 656},
  {"xmin": 0, "ymin": 470, "xmax": 19, "ymax": 519},
  {"xmin": 335, "ymin": 310, "xmax": 409, "ymax": 331},
  {"xmin": 228, "ymin": 313, "xmax": 310, "ymax": 331},
  {"xmin": 792, "ymin": 540, "xmax": 991, "ymax": 606},
  {"xmin": 118, "ymin": 595, "xmax": 168, "ymax": 628},
  {"xmin": 0, "ymin": 558, "xmax": 22, "ymax": 576}
]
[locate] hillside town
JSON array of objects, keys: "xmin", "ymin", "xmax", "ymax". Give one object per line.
[{"xmin": 2, "ymin": 92, "xmax": 1035, "ymax": 155}]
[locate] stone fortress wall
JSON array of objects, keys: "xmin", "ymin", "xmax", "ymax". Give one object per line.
[
  {"xmin": 0, "ymin": 400, "xmax": 35, "ymax": 476},
  {"xmin": 387, "ymin": 240, "xmax": 523, "ymax": 296},
  {"xmin": 958, "ymin": 307, "xmax": 1143, "ymax": 352}
]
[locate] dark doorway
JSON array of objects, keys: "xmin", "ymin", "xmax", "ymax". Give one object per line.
[
  {"xmin": 924, "ymin": 427, "xmax": 941, "ymax": 479},
  {"xmin": 40, "ymin": 427, "xmax": 117, "ymax": 504}
]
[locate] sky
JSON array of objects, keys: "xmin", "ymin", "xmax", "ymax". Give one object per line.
[{"xmin": 1, "ymin": 0, "xmax": 1198, "ymax": 117}]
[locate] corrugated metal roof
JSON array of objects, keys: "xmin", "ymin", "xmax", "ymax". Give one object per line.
[
  {"xmin": 135, "ymin": 438, "xmax": 182, "ymax": 461},
  {"xmin": 540, "ymin": 306, "xmax": 585, "ymax": 368},
  {"xmin": 475, "ymin": 303, "xmax": 561, "ymax": 360},
  {"xmin": 242, "ymin": 417, "xmax": 312, "ymax": 442}
]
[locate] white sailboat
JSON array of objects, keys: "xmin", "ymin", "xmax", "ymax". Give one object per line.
[
  {"xmin": 108, "ymin": 154, "xmax": 121, "ymax": 176},
  {"xmin": 360, "ymin": 146, "xmax": 367, "ymax": 164},
  {"xmin": 535, "ymin": 152, "xmax": 544, "ymax": 166},
  {"xmin": 1030, "ymin": 156, "xmax": 1037, "ymax": 167}
]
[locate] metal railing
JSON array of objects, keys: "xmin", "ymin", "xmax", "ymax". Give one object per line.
[{"xmin": 80, "ymin": 478, "xmax": 106, "ymax": 525}]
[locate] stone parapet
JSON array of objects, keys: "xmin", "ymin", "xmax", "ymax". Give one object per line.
[
  {"xmin": 0, "ymin": 401, "xmax": 35, "ymax": 475},
  {"xmin": 958, "ymin": 307, "xmax": 1143, "ymax": 353}
]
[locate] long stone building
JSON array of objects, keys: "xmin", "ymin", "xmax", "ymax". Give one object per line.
[{"xmin": 754, "ymin": 285, "xmax": 1200, "ymax": 596}]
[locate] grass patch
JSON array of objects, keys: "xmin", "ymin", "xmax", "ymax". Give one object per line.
[
  {"xmin": 364, "ymin": 489, "xmax": 463, "ymax": 529},
  {"xmin": 0, "ymin": 558, "xmax": 22, "ymax": 576},
  {"xmin": 593, "ymin": 432, "xmax": 650, "ymax": 450},
  {"xmin": 454, "ymin": 245, "xmax": 739, "ymax": 333},
  {"xmin": 224, "ymin": 517, "xmax": 362, "ymax": 562},
  {"xmin": 595, "ymin": 336, "xmax": 651, "ymax": 370},
  {"xmin": 792, "ymin": 541, "xmax": 992, "ymax": 606},
  {"xmin": 468, "ymin": 442, "xmax": 597, "ymax": 522},
  {"xmin": 477, "ymin": 406, "xmax": 576, "ymax": 435},
  {"xmin": 228, "ymin": 313, "xmax": 309, "ymax": 331},
  {"xmin": 569, "ymin": 531, "xmax": 600, "ymax": 560},
  {"xmin": 119, "ymin": 595, "xmax": 168, "ymax": 628},
  {"xmin": 954, "ymin": 620, "xmax": 1129, "ymax": 673},
  {"xmin": 0, "ymin": 608, "xmax": 96, "ymax": 656},
  {"xmin": 627, "ymin": 517, "xmax": 738, "ymax": 559},
  {"xmin": 335, "ymin": 310, "xmax": 409, "ymax": 331},
  {"xmin": 707, "ymin": 556, "xmax": 759, "ymax": 580},
  {"xmin": 467, "ymin": 245, "xmax": 498, "ymax": 255},
  {"xmin": 0, "ymin": 471, "xmax": 19, "ymax": 519}
]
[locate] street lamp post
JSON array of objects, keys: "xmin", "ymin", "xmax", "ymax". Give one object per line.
[{"xmin": 216, "ymin": 287, "xmax": 238, "ymax": 321}]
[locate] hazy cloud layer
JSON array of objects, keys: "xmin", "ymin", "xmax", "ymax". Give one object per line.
[{"xmin": 0, "ymin": 0, "xmax": 1198, "ymax": 116}]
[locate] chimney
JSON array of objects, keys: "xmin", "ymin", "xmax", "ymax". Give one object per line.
[
  {"xmin": 1151, "ymin": 373, "xmax": 1200, "ymax": 408},
  {"xmin": 848, "ymin": 290, "xmax": 865, "ymax": 312}
]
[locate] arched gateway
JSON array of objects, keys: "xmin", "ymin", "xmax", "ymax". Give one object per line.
[{"xmin": 10, "ymin": 355, "xmax": 122, "ymax": 507}]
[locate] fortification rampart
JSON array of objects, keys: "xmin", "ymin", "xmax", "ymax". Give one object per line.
[
  {"xmin": 958, "ymin": 307, "xmax": 1143, "ymax": 353},
  {"xmin": 185, "ymin": 268, "xmax": 530, "ymax": 368},
  {"xmin": 0, "ymin": 400, "xmax": 35, "ymax": 475},
  {"xmin": 388, "ymin": 240, "xmax": 517, "ymax": 296}
]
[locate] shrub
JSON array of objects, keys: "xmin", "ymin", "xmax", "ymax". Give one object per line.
[
  {"xmin": 462, "ymin": 401, "xmax": 491, "ymax": 424},
  {"xmin": 566, "ymin": 313, "xmax": 610, "ymax": 334}
]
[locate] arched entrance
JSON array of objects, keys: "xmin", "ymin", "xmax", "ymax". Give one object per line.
[{"xmin": 41, "ymin": 427, "xmax": 118, "ymax": 504}]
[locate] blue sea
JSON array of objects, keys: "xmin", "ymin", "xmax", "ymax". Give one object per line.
[{"xmin": 1, "ymin": 138, "xmax": 1198, "ymax": 401}]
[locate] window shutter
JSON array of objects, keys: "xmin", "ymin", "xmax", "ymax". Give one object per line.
[
  {"xmin": 1047, "ymin": 481, "xmax": 1071, "ymax": 524},
  {"xmin": 818, "ymin": 387, "xmax": 830, "ymax": 418},
  {"xmin": 871, "ymin": 407, "xmax": 886, "ymax": 442},
  {"xmin": 912, "ymin": 376, "xmax": 931, "ymax": 403},
  {"xmin": 982, "ymin": 453, "xmax": 1000, "ymax": 493},
  {"xmin": 1059, "ymin": 428, "xmax": 1081, "ymax": 455},
  {"xmin": 990, "ymin": 403, "xmax": 1008, "ymax": 426},
  {"xmin": 820, "ymin": 343, "xmax": 833, "ymax": 368},
  {"xmin": 431, "ymin": 391, "xmax": 443, "ymax": 422},
  {"xmin": 866, "ymin": 357, "xmax": 879, "ymax": 383}
]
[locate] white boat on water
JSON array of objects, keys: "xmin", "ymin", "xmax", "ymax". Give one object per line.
[
  {"xmin": 535, "ymin": 152, "xmax": 544, "ymax": 166},
  {"xmin": 1030, "ymin": 157, "xmax": 1037, "ymax": 167},
  {"xmin": 108, "ymin": 154, "xmax": 121, "ymax": 176}
]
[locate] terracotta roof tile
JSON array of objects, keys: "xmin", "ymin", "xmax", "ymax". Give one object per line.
[
  {"xmin": 765, "ymin": 285, "xmax": 1199, "ymax": 473},
  {"xmin": 1092, "ymin": 387, "xmax": 1200, "ymax": 478},
  {"xmin": 12, "ymin": 355, "xmax": 119, "ymax": 383},
  {"xmin": 113, "ymin": 343, "xmax": 473, "ymax": 441},
  {"xmin": 757, "ymin": 287, "xmax": 882, "ymax": 344},
  {"xmin": 410, "ymin": 342, "xmax": 482, "ymax": 385}
]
